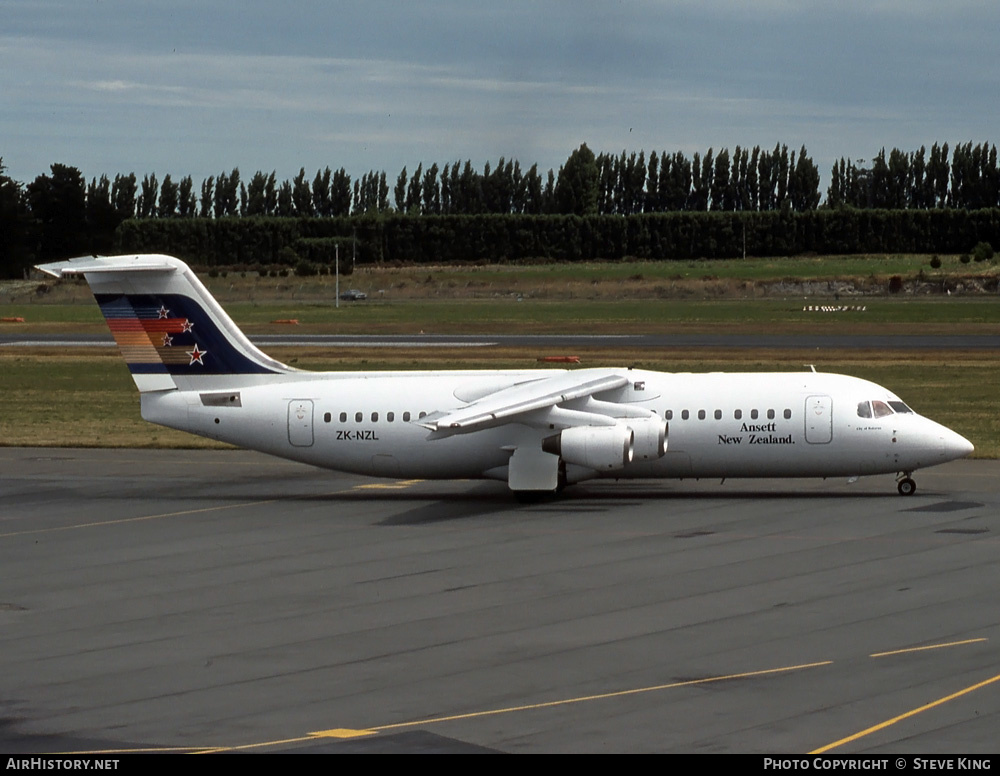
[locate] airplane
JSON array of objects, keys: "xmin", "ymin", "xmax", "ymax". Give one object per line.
[{"xmin": 37, "ymin": 254, "xmax": 974, "ymax": 498}]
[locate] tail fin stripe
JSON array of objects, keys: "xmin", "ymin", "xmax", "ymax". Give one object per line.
[{"xmin": 95, "ymin": 293, "xmax": 279, "ymax": 376}]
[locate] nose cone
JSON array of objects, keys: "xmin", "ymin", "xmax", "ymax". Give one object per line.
[
  {"xmin": 930, "ymin": 422, "xmax": 974, "ymax": 463},
  {"xmin": 946, "ymin": 430, "xmax": 975, "ymax": 460},
  {"xmin": 899, "ymin": 418, "xmax": 974, "ymax": 470}
]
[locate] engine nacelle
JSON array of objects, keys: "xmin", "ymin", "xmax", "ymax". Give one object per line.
[
  {"xmin": 542, "ymin": 425, "xmax": 634, "ymax": 471},
  {"xmin": 629, "ymin": 417, "xmax": 668, "ymax": 460}
]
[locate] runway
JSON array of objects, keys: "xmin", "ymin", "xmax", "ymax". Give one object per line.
[
  {"xmin": 5, "ymin": 332, "xmax": 1000, "ymax": 350},
  {"xmin": 1, "ymin": 448, "xmax": 997, "ymax": 753}
]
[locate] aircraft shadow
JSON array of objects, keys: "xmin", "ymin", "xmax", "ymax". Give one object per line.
[
  {"xmin": 121, "ymin": 483, "xmax": 918, "ymax": 506},
  {"xmin": 375, "ymin": 484, "xmax": 517, "ymax": 525}
]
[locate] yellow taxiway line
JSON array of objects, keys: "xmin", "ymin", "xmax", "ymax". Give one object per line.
[{"xmin": 811, "ymin": 669, "xmax": 1000, "ymax": 754}]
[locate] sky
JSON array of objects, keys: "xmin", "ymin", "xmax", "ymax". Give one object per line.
[{"xmin": 3, "ymin": 0, "xmax": 999, "ymax": 193}]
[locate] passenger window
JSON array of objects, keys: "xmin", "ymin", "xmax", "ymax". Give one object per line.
[
  {"xmin": 750, "ymin": 409, "xmax": 759, "ymax": 420},
  {"xmin": 714, "ymin": 410, "xmax": 722, "ymax": 420},
  {"xmin": 418, "ymin": 411, "xmax": 426, "ymax": 419},
  {"xmin": 403, "ymin": 411, "xmax": 411, "ymax": 422},
  {"xmin": 371, "ymin": 412, "xmax": 379, "ymax": 422},
  {"xmin": 767, "ymin": 409, "xmax": 775, "ymax": 420},
  {"xmin": 783, "ymin": 409, "xmax": 792, "ymax": 420},
  {"xmin": 665, "ymin": 410, "xmax": 673, "ymax": 420},
  {"xmin": 698, "ymin": 410, "xmax": 706, "ymax": 420},
  {"xmin": 387, "ymin": 412, "xmax": 395, "ymax": 422},
  {"xmin": 681, "ymin": 410, "xmax": 690, "ymax": 420},
  {"xmin": 872, "ymin": 400, "xmax": 894, "ymax": 418},
  {"xmin": 857, "ymin": 401, "xmax": 872, "ymax": 419},
  {"xmin": 324, "ymin": 412, "xmax": 331, "ymax": 423},
  {"xmin": 355, "ymin": 412, "xmax": 363, "ymax": 423},
  {"xmin": 734, "ymin": 409, "xmax": 742, "ymax": 420},
  {"xmin": 339, "ymin": 412, "xmax": 347, "ymax": 423}
]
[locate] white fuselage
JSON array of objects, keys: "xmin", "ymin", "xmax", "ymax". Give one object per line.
[{"xmin": 140, "ymin": 368, "xmax": 972, "ymax": 484}]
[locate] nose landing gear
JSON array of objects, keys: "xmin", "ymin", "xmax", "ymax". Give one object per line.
[{"xmin": 897, "ymin": 473, "xmax": 916, "ymax": 496}]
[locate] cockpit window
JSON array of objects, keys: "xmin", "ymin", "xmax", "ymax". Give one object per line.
[
  {"xmin": 888, "ymin": 401, "xmax": 913, "ymax": 414},
  {"xmin": 872, "ymin": 400, "xmax": 894, "ymax": 418},
  {"xmin": 857, "ymin": 401, "xmax": 872, "ymax": 419}
]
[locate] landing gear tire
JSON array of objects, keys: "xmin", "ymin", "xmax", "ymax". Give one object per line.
[{"xmin": 897, "ymin": 477, "xmax": 916, "ymax": 496}]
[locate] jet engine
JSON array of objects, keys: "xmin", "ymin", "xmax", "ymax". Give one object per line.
[
  {"xmin": 628, "ymin": 417, "xmax": 668, "ymax": 460},
  {"xmin": 542, "ymin": 425, "xmax": 634, "ymax": 471}
]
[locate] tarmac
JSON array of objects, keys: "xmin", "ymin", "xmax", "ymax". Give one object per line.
[
  {"xmin": 1, "ymin": 448, "xmax": 997, "ymax": 753},
  {"xmin": 5, "ymin": 332, "xmax": 1000, "ymax": 350}
]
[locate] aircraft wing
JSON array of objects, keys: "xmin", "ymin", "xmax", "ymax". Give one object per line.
[{"xmin": 419, "ymin": 369, "xmax": 631, "ymax": 435}]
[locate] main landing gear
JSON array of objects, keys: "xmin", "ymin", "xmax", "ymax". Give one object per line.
[{"xmin": 897, "ymin": 473, "xmax": 917, "ymax": 496}]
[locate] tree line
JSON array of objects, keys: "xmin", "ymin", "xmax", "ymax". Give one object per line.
[
  {"xmin": 116, "ymin": 210, "xmax": 1000, "ymax": 268},
  {"xmin": 827, "ymin": 142, "xmax": 999, "ymax": 210},
  {"xmin": 1, "ymin": 141, "xmax": 998, "ymax": 277}
]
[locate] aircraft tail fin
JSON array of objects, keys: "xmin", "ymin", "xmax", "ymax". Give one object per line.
[{"xmin": 36, "ymin": 254, "xmax": 294, "ymax": 393}]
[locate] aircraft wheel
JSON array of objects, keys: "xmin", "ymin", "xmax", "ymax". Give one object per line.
[{"xmin": 897, "ymin": 477, "xmax": 916, "ymax": 496}]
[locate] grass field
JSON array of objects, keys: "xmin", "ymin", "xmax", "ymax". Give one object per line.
[
  {"xmin": 6, "ymin": 298, "xmax": 1000, "ymax": 336},
  {"xmin": 9, "ymin": 254, "xmax": 970, "ymax": 303},
  {"xmin": 1, "ymin": 254, "xmax": 997, "ymax": 457},
  {"xmin": 5, "ymin": 253, "xmax": 1000, "ymax": 334}
]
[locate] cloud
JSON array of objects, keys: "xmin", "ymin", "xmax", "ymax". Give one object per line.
[{"xmin": 2, "ymin": 1, "xmax": 1000, "ymax": 189}]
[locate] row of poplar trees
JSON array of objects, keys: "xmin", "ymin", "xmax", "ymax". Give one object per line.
[{"xmin": 2, "ymin": 142, "xmax": 999, "ymax": 275}]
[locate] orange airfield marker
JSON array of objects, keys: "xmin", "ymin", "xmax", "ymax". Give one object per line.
[{"xmin": 537, "ymin": 355, "xmax": 580, "ymax": 363}]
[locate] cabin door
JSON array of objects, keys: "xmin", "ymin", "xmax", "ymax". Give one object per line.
[
  {"xmin": 288, "ymin": 400, "xmax": 314, "ymax": 447},
  {"xmin": 804, "ymin": 395, "xmax": 833, "ymax": 444}
]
